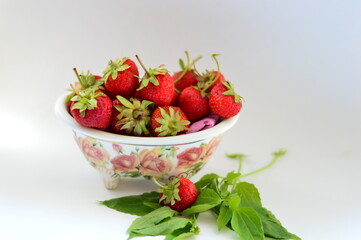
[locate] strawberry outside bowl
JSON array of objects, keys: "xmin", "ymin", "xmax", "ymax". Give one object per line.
[{"xmin": 55, "ymin": 93, "xmax": 240, "ymax": 189}]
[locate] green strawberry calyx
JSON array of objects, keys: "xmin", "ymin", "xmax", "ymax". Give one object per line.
[
  {"xmin": 153, "ymin": 177, "xmax": 181, "ymax": 205},
  {"xmin": 222, "ymin": 81, "xmax": 242, "ymax": 103},
  {"xmin": 65, "ymin": 68, "xmax": 103, "ymax": 104},
  {"xmin": 102, "ymin": 57, "xmax": 130, "ymax": 82},
  {"xmin": 70, "ymin": 88, "xmax": 105, "ymax": 117},
  {"xmin": 174, "ymin": 51, "xmax": 202, "ymax": 84},
  {"xmin": 114, "ymin": 96, "xmax": 154, "ymax": 136},
  {"xmin": 155, "ymin": 107, "xmax": 190, "ymax": 137},
  {"xmin": 195, "ymin": 54, "xmax": 222, "ymax": 93},
  {"xmin": 135, "ymin": 55, "xmax": 168, "ymax": 90}
]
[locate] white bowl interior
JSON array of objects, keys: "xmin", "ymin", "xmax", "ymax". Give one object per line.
[{"xmin": 55, "ymin": 93, "xmax": 240, "ymax": 146}]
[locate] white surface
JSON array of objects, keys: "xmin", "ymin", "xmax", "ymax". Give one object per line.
[{"xmin": 1, "ymin": 0, "xmax": 360, "ymax": 239}]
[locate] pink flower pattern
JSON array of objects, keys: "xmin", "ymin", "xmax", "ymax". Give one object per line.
[
  {"xmin": 111, "ymin": 154, "xmax": 139, "ymax": 173},
  {"xmin": 112, "ymin": 143, "xmax": 123, "ymax": 152},
  {"xmin": 138, "ymin": 148, "xmax": 172, "ymax": 177},
  {"xmin": 76, "ymin": 136, "xmax": 110, "ymax": 166},
  {"xmin": 176, "ymin": 146, "xmax": 207, "ymax": 168},
  {"xmin": 75, "ymin": 134, "xmax": 222, "ymax": 179}
]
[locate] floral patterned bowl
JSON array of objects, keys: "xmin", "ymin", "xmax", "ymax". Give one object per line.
[{"xmin": 55, "ymin": 93, "xmax": 239, "ymax": 189}]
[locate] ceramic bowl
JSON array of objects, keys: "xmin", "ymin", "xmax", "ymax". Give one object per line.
[{"xmin": 55, "ymin": 93, "xmax": 239, "ymax": 189}]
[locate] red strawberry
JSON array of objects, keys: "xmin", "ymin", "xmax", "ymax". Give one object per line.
[
  {"xmin": 169, "ymin": 89, "xmax": 180, "ymax": 106},
  {"xmin": 151, "ymin": 106, "xmax": 190, "ymax": 137},
  {"xmin": 70, "ymin": 89, "xmax": 112, "ymax": 129},
  {"xmin": 209, "ymin": 81, "xmax": 242, "ymax": 118},
  {"xmin": 196, "ymin": 54, "xmax": 226, "ymax": 93},
  {"xmin": 178, "ymin": 86, "xmax": 210, "ymax": 122},
  {"xmin": 102, "ymin": 57, "xmax": 139, "ymax": 97},
  {"xmin": 110, "ymin": 96, "xmax": 153, "ymax": 136},
  {"xmin": 135, "ymin": 55, "xmax": 174, "ymax": 106},
  {"xmin": 173, "ymin": 71, "xmax": 199, "ymax": 92},
  {"xmin": 157, "ymin": 177, "xmax": 198, "ymax": 212},
  {"xmin": 65, "ymin": 68, "xmax": 104, "ymax": 106},
  {"xmin": 172, "ymin": 51, "xmax": 202, "ymax": 92}
]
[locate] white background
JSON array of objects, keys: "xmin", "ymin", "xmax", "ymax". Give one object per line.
[{"xmin": 1, "ymin": 0, "xmax": 360, "ymax": 239}]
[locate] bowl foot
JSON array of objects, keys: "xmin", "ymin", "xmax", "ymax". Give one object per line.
[{"xmin": 103, "ymin": 177, "xmax": 122, "ymax": 190}]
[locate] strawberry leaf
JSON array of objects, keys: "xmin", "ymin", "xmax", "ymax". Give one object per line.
[
  {"xmin": 179, "ymin": 58, "xmax": 185, "ymax": 70},
  {"xmin": 100, "ymin": 192, "xmax": 160, "ymax": 216},
  {"xmin": 128, "ymin": 206, "xmax": 178, "ymax": 232},
  {"xmin": 181, "ymin": 188, "xmax": 222, "ymax": 215},
  {"xmin": 102, "ymin": 57, "xmax": 130, "ymax": 82},
  {"xmin": 116, "ymin": 96, "xmax": 134, "ymax": 109},
  {"xmin": 231, "ymin": 207, "xmax": 265, "ymax": 240},
  {"xmin": 137, "ymin": 65, "xmax": 168, "ymax": 90},
  {"xmin": 130, "ymin": 217, "xmax": 190, "ymax": 237},
  {"xmin": 70, "ymin": 89, "xmax": 105, "ymax": 117},
  {"xmin": 155, "ymin": 107, "xmax": 190, "ymax": 136},
  {"xmin": 222, "ymin": 81, "xmax": 242, "ymax": 103},
  {"xmin": 216, "ymin": 202, "xmax": 233, "ymax": 230}
]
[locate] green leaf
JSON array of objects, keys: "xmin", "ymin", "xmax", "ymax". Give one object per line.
[
  {"xmin": 195, "ymin": 173, "xmax": 220, "ymax": 191},
  {"xmin": 128, "ymin": 206, "xmax": 178, "ymax": 232},
  {"xmin": 231, "ymin": 207, "xmax": 265, "ymax": 240},
  {"xmin": 165, "ymin": 220, "xmax": 199, "ymax": 240},
  {"xmin": 235, "ymin": 182, "xmax": 262, "ymax": 206},
  {"xmin": 181, "ymin": 188, "xmax": 222, "ymax": 215},
  {"xmin": 216, "ymin": 202, "xmax": 233, "ymax": 230},
  {"xmin": 116, "ymin": 95, "xmax": 134, "ymax": 109},
  {"xmin": 179, "ymin": 58, "xmax": 185, "ymax": 70},
  {"xmin": 273, "ymin": 148, "xmax": 287, "ymax": 157},
  {"xmin": 226, "ymin": 171, "xmax": 242, "ymax": 182},
  {"xmin": 226, "ymin": 153, "xmax": 248, "ymax": 160},
  {"xmin": 226, "ymin": 193, "xmax": 241, "ymax": 210},
  {"xmin": 253, "ymin": 206, "xmax": 301, "ymax": 240},
  {"xmin": 130, "ymin": 217, "xmax": 190, "ymax": 236},
  {"xmin": 100, "ymin": 191, "xmax": 160, "ymax": 216},
  {"xmin": 164, "ymin": 220, "xmax": 199, "ymax": 240}
]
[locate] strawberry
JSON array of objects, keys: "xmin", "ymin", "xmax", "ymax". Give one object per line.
[
  {"xmin": 102, "ymin": 57, "xmax": 139, "ymax": 97},
  {"xmin": 169, "ymin": 89, "xmax": 180, "ymax": 106},
  {"xmin": 151, "ymin": 106, "xmax": 190, "ymax": 137},
  {"xmin": 209, "ymin": 81, "xmax": 242, "ymax": 118},
  {"xmin": 110, "ymin": 96, "xmax": 153, "ymax": 136},
  {"xmin": 195, "ymin": 54, "xmax": 226, "ymax": 93},
  {"xmin": 173, "ymin": 71, "xmax": 199, "ymax": 92},
  {"xmin": 178, "ymin": 86, "xmax": 210, "ymax": 122},
  {"xmin": 65, "ymin": 68, "xmax": 104, "ymax": 105},
  {"xmin": 157, "ymin": 177, "xmax": 198, "ymax": 212},
  {"xmin": 70, "ymin": 89, "xmax": 112, "ymax": 129},
  {"xmin": 172, "ymin": 51, "xmax": 202, "ymax": 92},
  {"xmin": 135, "ymin": 55, "xmax": 174, "ymax": 106}
]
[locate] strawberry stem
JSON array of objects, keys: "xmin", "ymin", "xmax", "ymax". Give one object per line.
[
  {"xmin": 174, "ymin": 51, "xmax": 191, "ymax": 84},
  {"xmin": 152, "ymin": 177, "xmax": 167, "ymax": 189},
  {"xmin": 73, "ymin": 68, "xmax": 82, "ymax": 82},
  {"xmin": 73, "ymin": 67, "xmax": 88, "ymax": 89},
  {"xmin": 211, "ymin": 54, "xmax": 221, "ymax": 83},
  {"xmin": 199, "ymin": 54, "xmax": 222, "ymax": 95},
  {"xmin": 135, "ymin": 55, "xmax": 151, "ymax": 76},
  {"xmin": 239, "ymin": 149, "xmax": 286, "ymax": 179}
]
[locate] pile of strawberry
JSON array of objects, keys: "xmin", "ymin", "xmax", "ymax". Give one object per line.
[{"xmin": 66, "ymin": 52, "xmax": 242, "ymax": 137}]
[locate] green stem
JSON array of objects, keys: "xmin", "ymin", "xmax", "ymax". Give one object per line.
[
  {"xmin": 152, "ymin": 177, "xmax": 166, "ymax": 189},
  {"xmin": 174, "ymin": 51, "xmax": 191, "ymax": 84},
  {"xmin": 237, "ymin": 156, "xmax": 243, "ymax": 174},
  {"xmin": 211, "ymin": 54, "xmax": 221, "ymax": 82},
  {"xmin": 73, "ymin": 67, "xmax": 86, "ymax": 88},
  {"xmin": 239, "ymin": 154, "xmax": 282, "ymax": 179},
  {"xmin": 199, "ymin": 54, "xmax": 222, "ymax": 94},
  {"xmin": 135, "ymin": 55, "xmax": 151, "ymax": 76},
  {"xmin": 192, "ymin": 61, "xmax": 202, "ymax": 76}
]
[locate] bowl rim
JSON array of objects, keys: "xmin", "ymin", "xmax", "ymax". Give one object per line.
[{"xmin": 55, "ymin": 93, "xmax": 240, "ymax": 146}]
